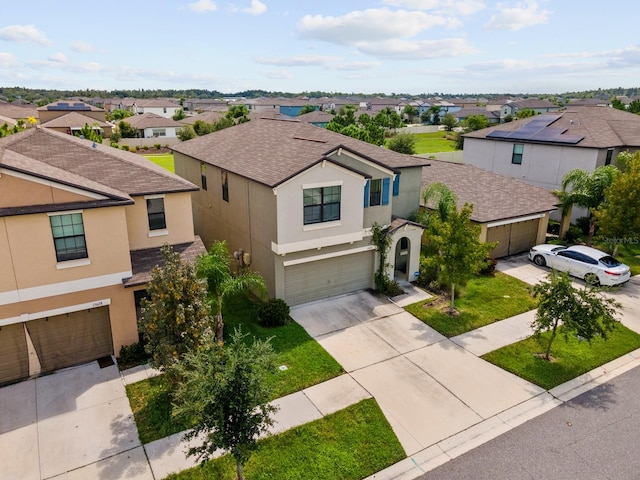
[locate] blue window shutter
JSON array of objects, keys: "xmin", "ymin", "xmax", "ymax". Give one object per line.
[
  {"xmin": 393, "ymin": 174, "xmax": 400, "ymax": 196},
  {"xmin": 382, "ymin": 178, "xmax": 390, "ymax": 205},
  {"xmin": 363, "ymin": 180, "xmax": 370, "ymax": 208}
]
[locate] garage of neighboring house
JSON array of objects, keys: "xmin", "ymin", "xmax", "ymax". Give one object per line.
[
  {"xmin": 283, "ymin": 250, "xmax": 375, "ymax": 306},
  {"xmin": 486, "ymin": 216, "xmax": 543, "ymax": 258},
  {"xmin": 0, "ymin": 306, "xmax": 113, "ymax": 386}
]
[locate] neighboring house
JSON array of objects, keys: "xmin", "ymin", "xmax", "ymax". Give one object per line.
[
  {"xmin": 37, "ymin": 101, "xmax": 106, "ymax": 125},
  {"xmin": 421, "ymin": 160, "xmax": 559, "ymax": 258},
  {"xmin": 40, "ymin": 111, "xmax": 112, "ymax": 138},
  {"xmin": 131, "ymin": 98, "xmax": 181, "ymax": 119},
  {"xmin": 297, "ymin": 110, "xmax": 334, "ymax": 127},
  {"xmin": 500, "ymin": 98, "xmax": 561, "ymax": 122},
  {"xmin": 0, "ymin": 127, "xmax": 205, "ymax": 386},
  {"xmin": 181, "ymin": 110, "xmax": 227, "ymax": 125},
  {"xmin": 454, "ymin": 107, "xmax": 501, "ymax": 124},
  {"xmin": 124, "ymin": 112, "xmax": 183, "ymax": 139},
  {"xmin": 172, "ymin": 118, "xmax": 429, "ymax": 306},
  {"xmin": 182, "ymin": 98, "xmax": 228, "ymax": 112},
  {"xmin": 0, "ymin": 104, "xmax": 39, "ymax": 125},
  {"xmin": 566, "ymin": 98, "xmax": 610, "ymax": 107},
  {"xmin": 278, "ymin": 98, "xmax": 322, "ymax": 117},
  {"xmin": 462, "ymin": 106, "xmax": 640, "ymax": 221}
]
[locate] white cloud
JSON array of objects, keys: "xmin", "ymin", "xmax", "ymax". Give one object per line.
[
  {"xmin": 484, "ymin": 0, "xmax": 550, "ymax": 31},
  {"xmin": 297, "ymin": 8, "xmax": 448, "ymax": 45},
  {"xmin": 255, "ymin": 55, "xmax": 342, "ymax": 66},
  {"xmin": 358, "ymin": 38, "xmax": 478, "ymax": 59},
  {"xmin": 263, "ymin": 70, "xmax": 293, "ymax": 80},
  {"xmin": 0, "ymin": 52, "xmax": 18, "ymax": 68},
  {"xmin": 381, "ymin": 0, "xmax": 486, "ymax": 16},
  {"xmin": 242, "ymin": 0, "xmax": 266, "ymax": 15},
  {"xmin": 48, "ymin": 52, "xmax": 67, "ymax": 63},
  {"xmin": 0, "ymin": 25, "xmax": 52, "ymax": 46},
  {"xmin": 71, "ymin": 41, "xmax": 95, "ymax": 53},
  {"xmin": 188, "ymin": 0, "xmax": 217, "ymax": 13}
]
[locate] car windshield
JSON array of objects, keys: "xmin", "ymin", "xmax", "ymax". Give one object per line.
[{"xmin": 599, "ymin": 256, "xmax": 621, "ymax": 267}]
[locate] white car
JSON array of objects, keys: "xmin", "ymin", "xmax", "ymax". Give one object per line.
[{"xmin": 528, "ymin": 244, "xmax": 631, "ymax": 286}]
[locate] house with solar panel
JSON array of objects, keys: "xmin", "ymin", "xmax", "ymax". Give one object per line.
[
  {"xmin": 0, "ymin": 127, "xmax": 205, "ymax": 385},
  {"xmin": 462, "ymin": 106, "xmax": 640, "ymax": 221},
  {"xmin": 172, "ymin": 117, "xmax": 428, "ymax": 306},
  {"xmin": 37, "ymin": 100, "xmax": 112, "ymax": 137}
]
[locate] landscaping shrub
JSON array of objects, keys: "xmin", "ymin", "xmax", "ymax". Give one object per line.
[
  {"xmin": 479, "ymin": 257, "xmax": 497, "ymax": 276},
  {"xmin": 565, "ymin": 225, "xmax": 583, "ymax": 243},
  {"xmin": 547, "ymin": 219, "xmax": 560, "ymax": 236},
  {"xmin": 257, "ymin": 298, "xmax": 290, "ymax": 327},
  {"xmin": 121, "ymin": 145, "xmax": 130, "ymax": 151},
  {"xmin": 131, "ymin": 146, "xmax": 137, "ymax": 153},
  {"xmin": 143, "ymin": 145, "xmax": 149, "ymax": 150},
  {"xmin": 154, "ymin": 143, "xmax": 161, "ymax": 150},
  {"xmin": 117, "ymin": 341, "xmax": 151, "ymax": 370},
  {"xmin": 575, "ymin": 216, "xmax": 592, "ymax": 235}
]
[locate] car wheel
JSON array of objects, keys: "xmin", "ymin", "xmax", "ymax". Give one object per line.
[
  {"xmin": 584, "ymin": 273, "xmax": 600, "ymax": 286},
  {"xmin": 533, "ymin": 255, "xmax": 546, "ymax": 267}
]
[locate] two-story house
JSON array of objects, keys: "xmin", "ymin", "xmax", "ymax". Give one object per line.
[
  {"xmin": 0, "ymin": 127, "xmax": 205, "ymax": 385},
  {"xmin": 172, "ymin": 118, "xmax": 428, "ymax": 306}
]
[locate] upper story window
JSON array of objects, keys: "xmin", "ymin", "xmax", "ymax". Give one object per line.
[
  {"xmin": 605, "ymin": 148, "xmax": 614, "ymax": 166},
  {"xmin": 146, "ymin": 197, "xmax": 166, "ymax": 230},
  {"xmin": 222, "ymin": 171, "xmax": 229, "ymax": 202},
  {"xmin": 201, "ymin": 163, "xmax": 208, "ymax": 191},
  {"xmin": 512, "ymin": 144, "xmax": 524, "ymax": 164},
  {"xmin": 303, "ymin": 186, "xmax": 341, "ymax": 225},
  {"xmin": 50, "ymin": 212, "xmax": 88, "ymax": 262},
  {"xmin": 364, "ymin": 178, "xmax": 390, "ymax": 207}
]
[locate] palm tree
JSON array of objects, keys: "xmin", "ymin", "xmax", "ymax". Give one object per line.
[
  {"xmin": 421, "ymin": 182, "xmax": 458, "ymax": 223},
  {"xmin": 556, "ymin": 166, "xmax": 618, "ymax": 245},
  {"xmin": 197, "ymin": 241, "xmax": 266, "ymax": 343}
]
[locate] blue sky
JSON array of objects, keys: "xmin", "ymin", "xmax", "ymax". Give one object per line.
[{"xmin": 1, "ymin": 1, "xmax": 639, "ymax": 95}]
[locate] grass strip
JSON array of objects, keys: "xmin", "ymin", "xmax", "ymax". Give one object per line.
[
  {"xmin": 405, "ymin": 272, "xmax": 537, "ymax": 337},
  {"xmin": 165, "ymin": 398, "xmax": 405, "ymax": 480}
]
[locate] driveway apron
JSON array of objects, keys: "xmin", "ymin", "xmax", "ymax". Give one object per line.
[{"xmin": 291, "ymin": 290, "xmax": 545, "ymax": 456}]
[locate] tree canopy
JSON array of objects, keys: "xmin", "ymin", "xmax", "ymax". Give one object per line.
[{"xmin": 386, "ymin": 132, "xmax": 416, "ymax": 154}]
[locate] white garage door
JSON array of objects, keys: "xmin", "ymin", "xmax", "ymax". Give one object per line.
[{"xmin": 284, "ymin": 251, "xmax": 374, "ymax": 306}]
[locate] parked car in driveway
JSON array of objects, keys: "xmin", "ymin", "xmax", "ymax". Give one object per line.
[{"xmin": 528, "ymin": 244, "xmax": 631, "ymax": 286}]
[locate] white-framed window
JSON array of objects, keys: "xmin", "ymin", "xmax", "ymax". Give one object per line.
[
  {"xmin": 152, "ymin": 128, "xmax": 166, "ymax": 137},
  {"xmin": 146, "ymin": 196, "xmax": 166, "ymax": 230},
  {"xmin": 49, "ymin": 212, "xmax": 88, "ymax": 262}
]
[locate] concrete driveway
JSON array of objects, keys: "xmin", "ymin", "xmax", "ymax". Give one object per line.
[
  {"xmin": 291, "ymin": 291, "xmax": 546, "ymax": 456},
  {"xmin": 0, "ymin": 360, "xmax": 152, "ymax": 480}
]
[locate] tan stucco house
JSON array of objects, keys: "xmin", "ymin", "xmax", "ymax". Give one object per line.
[
  {"xmin": 172, "ymin": 118, "xmax": 429, "ymax": 306},
  {"xmin": 421, "ymin": 160, "xmax": 559, "ymax": 258},
  {"xmin": 0, "ymin": 127, "xmax": 205, "ymax": 385}
]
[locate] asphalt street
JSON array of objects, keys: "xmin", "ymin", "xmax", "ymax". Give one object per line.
[{"xmin": 417, "ymin": 364, "xmax": 640, "ymax": 480}]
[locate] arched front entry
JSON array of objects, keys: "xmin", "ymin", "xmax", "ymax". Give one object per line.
[
  {"xmin": 384, "ymin": 220, "xmax": 424, "ymax": 284},
  {"xmin": 394, "ymin": 236, "xmax": 410, "ymax": 280}
]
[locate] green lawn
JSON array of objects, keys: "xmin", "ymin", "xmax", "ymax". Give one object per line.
[
  {"xmin": 482, "ymin": 324, "xmax": 640, "ymax": 390},
  {"xmin": 127, "ymin": 293, "xmax": 343, "ymax": 444},
  {"xmin": 412, "ymin": 131, "xmax": 457, "ymax": 154},
  {"xmin": 142, "ymin": 153, "xmax": 174, "ymax": 173},
  {"xmin": 405, "ymin": 272, "xmax": 537, "ymax": 337},
  {"xmin": 165, "ymin": 399, "xmax": 405, "ymax": 480}
]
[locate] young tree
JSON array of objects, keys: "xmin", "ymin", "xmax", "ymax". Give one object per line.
[
  {"xmin": 177, "ymin": 124, "xmax": 197, "ymax": 141},
  {"xmin": 75, "ymin": 122, "xmax": 102, "ymax": 143},
  {"xmin": 556, "ymin": 166, "xmax": 618, "ymax": 244},
  {"xmin": 117, "ymin": 120, "xmax": 138, "ymax": 138},
  {"xmin": 226, "ymin": 104, "xmax": 250, "ymax": 123},
  {"xmin": 197, "ymin": 241, "xmax": 266, "ymax": 342},
  {"xmin": 441, "ymin": 112, "xmax": 457, "ymax": 131},
  {"xmin": 532, "ymin": 271, "xmax": 621, "ymax": 361},
  {"xmin": 594, "ymin": 152, "xmax": 640, "ymax": 256},
  {"xmin": 403, "ymin": 105, "xmax": 419, "ymax": 123},
  {"xmin": 172, "ymin": 108, "xmax": 187, "ymax": 121},
  {"xmin": 171, "ymin": 329, "xmax": 278, "ymax": 480},
  {"xmin": 387, "ymin": 132, "xmax": 416, "ymax": 154},
  {"xmin": 139, "ymin": 244, "xmax": 212, "ymax": 372}
]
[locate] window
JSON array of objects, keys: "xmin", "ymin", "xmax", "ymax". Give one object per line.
[
  {"xmin": 303, "ymin": 186, "xmax": 341, "ymax": 225},
  {"xmin": 201, "ymin": 163, "xmax": 207, "ymax": 191},
  {"xmin": 221, "ymin": 171, "xmax": 229, "ymax": 202},
  {"xmin": 147, "ymin": 197, "xmax": 166, "ymax": 230},
  {"xmin": 364, "ymin": 178, "xmax": 391, "ymax": 207},
  {"xmin": 50, "ymin": 213, "xmax": 88, "ymax": 262},
  {"xmin": 369, "ymin": 179, "xmax": 382, "ymax": 206},
  {"xmin": 605, "ymin": 149, "xmax": 614, "ymax": 166},
  {"xmin": 512, "ymin": 144, "xmax": 524, "ymax": 164},
  {"xmin": 152, "ymin": 128, "xmax": 166, "ymax": 137}
]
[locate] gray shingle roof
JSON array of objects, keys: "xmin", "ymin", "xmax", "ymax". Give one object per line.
[
  {"xmin": 40, "ymin": 111, "xmax": 109, "ymax": 128},
  {"xmin": 0, "ymin": 127, "xmax": 198, "ymax": 196},
  {"xmin": 465, "ymin": 106, "xmax": 640, "ymax": 148},
  {"xmin": 421, "ymin": 160, "xmax": 559, "ymax": 223},
  {"xmin": 125, "ymin": 112, "xmax": 184, "ymax": 129},
  {"xmin": 172, "ymin": 117, "xmax": 429, "ymax": 187}
]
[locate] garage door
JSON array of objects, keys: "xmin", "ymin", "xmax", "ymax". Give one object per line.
[
  {"xmin": 0, "ymin": 323, "xmax": 29, "ymax": 386},
  {"xmin": 284, "ymin": 251, "xmax": 374, "ymax": 306},
  {"xmin": 26, "ymin": 307, "xmax": 113, "ymax": 374},
  {"xmin": 487, "ymin": 219, "xmax": 540, "ymax": 258}
]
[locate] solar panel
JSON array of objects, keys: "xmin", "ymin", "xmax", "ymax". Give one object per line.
[{"xmin": 486, "ymin": 114, "xmax": 582, "ymax": 144}]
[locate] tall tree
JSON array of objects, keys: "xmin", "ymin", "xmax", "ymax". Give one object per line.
[
  {"xmin": 403, "ymin": 105, "xmax": 419, "ymax": 123},
  {"xmin": 172, "ymin": 329, "xmax": 278, "ymax": 480},
  {"xmin": 532, "ymin": 271, "xmax": 621, "ymax": 361},
  {"xmin": 139, "ymin": 244, "xmax": 211, "ymax": 372},
  {"xmin": 197, "ymin": 241, "xmax": 266, "ymax": 342},
  {"xmin": 441, "ymin": 112, "xmax": 457, "ymax": 131},
  {"xmin": 594, "ymin": 152, "xmax": 640, "ymax": 256},
  {"xmin": 556, "ymin": 166, "xmax": 618, "ymax": 245}
]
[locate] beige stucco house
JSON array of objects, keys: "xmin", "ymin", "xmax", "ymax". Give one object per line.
[
  {"xmin": 0, "ymin": 127, "xmax": 205, "ymax": 385},
  {"xmin": 173, "ymin": 118, "xmax": 429, "ymax": 306}
]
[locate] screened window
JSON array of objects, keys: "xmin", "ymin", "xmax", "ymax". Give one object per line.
[
  {"xmin": 303, "ymin": 186, "xmax": 341, "ymax": 225},
  {"xmin": 147, "ymin": 197, "xmax": 166, "ymax": 230},
  {"xmin": 50, "ymin": 213, "xmax": 88, "ymax": 262},
  {"xmin": 512, "ymin": 144, "xmax": 524, "ymax": 164},
  {"xmin": 369, "ymin": 179, "xmax": 382, "ymax": 206},
  {"xmin": 221, "ymin": 171, "xmax": 229, "ymax": 202}
]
